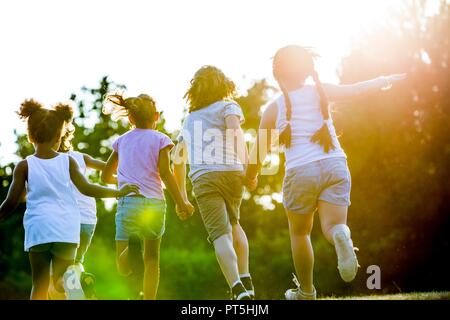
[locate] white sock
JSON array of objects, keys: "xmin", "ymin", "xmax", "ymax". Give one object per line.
[
  {"xmin": 331, "ymin": 224, "xmax": 351, "ymax": 239},
  {"xmin": 239, "ymin": 273, "xmax": 251, "ymax": 279}
]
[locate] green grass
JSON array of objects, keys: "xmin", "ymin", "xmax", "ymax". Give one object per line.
[{"xmin": 321, "ymin": 291, "xmax": 450, "ymax": 300}]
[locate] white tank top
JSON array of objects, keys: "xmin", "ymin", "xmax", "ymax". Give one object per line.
[
  {"xmin": 24, "ymin": 153, "xmax": 80, "ymax": 251},
  {"xmin": 276, "ymin": 85, "xmax": 347, "ymax": 171},
  {"xmin": 69, "ymin": 151, "xmax": 97, "ymax": 224}
]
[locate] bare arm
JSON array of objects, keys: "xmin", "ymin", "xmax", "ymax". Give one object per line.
[
  {"xmin": 225, "ymin": 115, "xmax": 248, "ymax": 167},
  {"xmin": 246, "ymin": 102, "xmax": 278, "ymax": 182},
  {"xmin": 0, "ymin": 160, "xmax": 27, "ymax": 222},
  {"xmin": 173, "ymin": 141, "xmax": 188, "ymax": 202},
  {"xmin": 323, "ymin": 73, "xmax": 407, "ymax": 102},
  {"xmin": 101, "ymin": 151, "xmax": 119, "ymax": 184},
  {"xmin": 159, "ymin": 146, "xmax": 194, "ymax": 217},
  {"xmin": 83, "ymin": 153, "xmax": 106, "ymax": 171},
  {"xmin": 85, "ymin": 152, "xmax": 117, "ymax": 184},
  {"xmin": 70, "ymin": 156, "xmax": 138, "ymax": 198}
]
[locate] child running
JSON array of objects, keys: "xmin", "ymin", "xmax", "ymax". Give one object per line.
[
  {"xmin": 245, "ymin": 45, "xmax": 406, "ymax": 299},
  {"xmin": 173, "ymin": 66, "xmax": 254, "ymax": 300},
  {"xmin": 101, "ymin": 93, "xmax": 194, "ymax": 300},
  {"xmin": 57, "ymin": 127, "xmax": 113, "ymax": 298},
  {"xmin": 0, "ymin": 99, "xmax": 139, "ymax": 300}
]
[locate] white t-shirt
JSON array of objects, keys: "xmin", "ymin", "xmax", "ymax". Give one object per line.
[
  {"xmin": 275, "ymin": 85, "xmax": 347, "ymax": 170},
  {"xmin": 69, "ymin": 151, "xmax": 97, "ymax": 224},
  {"xmin": 24, "ymin": 153, "xmax": 80, "ymax": 251},
  {"xmin": 178, "ymin": 100, "xmax": 245, "ymax": 181}
]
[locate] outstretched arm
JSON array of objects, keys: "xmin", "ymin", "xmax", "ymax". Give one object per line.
[
  {"xmin": 70, "ymin": 156, "xmax": 137, "ymax": 198},
  {"xmin": 323, "ymin": 73, "xmax": 407, "ymax": 102},
  {"xmin": 101, "ymin": 151, "xmax": 119, "ymax": 184},
  {"xmin": 84, "ymin": 153, "xmax": 117, "ymax": 184},
  {"xmin": 0, "ymin": 160, "xmax": 27, "ymax": 222},
  {"xmin": 83, "ymin": 153, "xmax": 106, "ymax": 171}
]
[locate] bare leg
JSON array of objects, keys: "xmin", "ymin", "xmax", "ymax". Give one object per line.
[
  {"xmin": 213, "ymin": 233, "xmax": 240, "ymax": 287},
  {"xmin": 318, "ymin": 201, "xmax": 348, "ymax": 245},
  {"xmin": 142, "ymin": 238, "xmax": 161, "ymax": 300},
  {"xmin": 232, "ymin": 224, "xmax": 249, "ymax": 275},
  {"xmin": 116, "ymin": 240, "xmax": 131, "ymax": 276},
  {"xmin": 287, "ymin": 210, "xmax": 315, "ymax": 293},
  {"xmin": 52, "ymin": 256, "xmax": 75, "ymax": 293},
  {"xmin": 29, "ymin": 252, "xmax": 51, "ymax": 300},
  {"xmin": 318, "ymin": 201, "xmax": 358, "ymax": 282}
]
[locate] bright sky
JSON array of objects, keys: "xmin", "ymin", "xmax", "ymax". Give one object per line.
[{"xmin": 0, "ymin": 0, "xmax": 410, "ymax": 164}]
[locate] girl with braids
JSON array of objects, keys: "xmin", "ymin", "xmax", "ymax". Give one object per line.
[
  {"xmin": 0, "ymin": 100, "xmax": 139, "ymax": 300},
  {"xmin": 245, "ymin": 45, "xmax": 406, "ymax": 299},
  {"xmin": 102, "ymin": 93, "xmax": 194, "ymax": 300},
  {"xmin": 173, "ymin": 66, "xmax": 254, "ymax": 300}
]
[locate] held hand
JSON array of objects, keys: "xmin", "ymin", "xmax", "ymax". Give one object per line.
[
  {"xmin": 176, "ymin": 201, "xmax": 195, "ymax": 221},
  {"xmin": 118, "ymin": 184, "xmax": 140, "ymax": 197}
]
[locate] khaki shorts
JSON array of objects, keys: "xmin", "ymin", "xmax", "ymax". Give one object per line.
[
  {"xmin": 192, "ymin": 171, "xmax": 244, "ymax": 243},
  {"xmin": 29, "ymin": 242, "xmax": 78, "ymax": 261},
  {"xmin": 283, "ymin": 157, "xmax": 351, "ymax": 214}
]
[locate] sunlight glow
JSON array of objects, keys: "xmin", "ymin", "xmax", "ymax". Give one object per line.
[{"xmin": 0, "ymin": 0, "xmax": 408, "ymax": 163}]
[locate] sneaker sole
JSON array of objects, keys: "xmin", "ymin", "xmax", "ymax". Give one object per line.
[{"xmin": 334, "ymin": 232, "xmax": 359, "ymax": 282}]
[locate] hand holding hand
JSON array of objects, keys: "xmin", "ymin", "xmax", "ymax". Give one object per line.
[
  {"xmin": 118, "ymin": 184, "xmax": 140, "ymax": 197},
  {"xmin": 176, "ymin": 200, "xmax": 195, "ymax": 221}
]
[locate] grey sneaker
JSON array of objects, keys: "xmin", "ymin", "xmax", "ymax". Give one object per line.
[
  {"xmin": 285, "ymin": 274, "xmax": 316, "ymax": 300},
  {"xmin": 333, "ymin": 230, "xmax": 360, "ymax": 282}
]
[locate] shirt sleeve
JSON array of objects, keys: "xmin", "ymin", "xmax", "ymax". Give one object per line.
[
  {"xmin": 160, "ymin": 133, "xmax": 175, "ymax": 151},
  {"xmin": 224, "ymin": 102, "xmax": 245, "ymax": 124}
]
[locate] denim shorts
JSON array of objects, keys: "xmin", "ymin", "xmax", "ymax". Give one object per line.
[
  {"xmin": 283, "ymin": 157, "xmax": 351, "ymax": 214},
  {"xmin": 115, "ymin": 196, "xmax": 166, "ymax": 241},
  {"xmin": 75, "ymin": 223, "xmax": 96, "ymax": 264},
  {"xmin": 192, "ymin": 171, "xmax": 244, "ymax": 243}
]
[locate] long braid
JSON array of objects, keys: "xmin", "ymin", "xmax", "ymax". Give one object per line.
[
  {"xmin": 278, "ymin": 83, "xmax": 292, "ymax": 148},
  {"xmin": 311, "ymin": 71, "xmax": 335, "ymax": 153}
]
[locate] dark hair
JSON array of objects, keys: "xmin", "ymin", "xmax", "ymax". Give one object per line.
[
  {"xmin": 104, "ymin": 93, "xmax": 157, "ymax": 126},
  {"xmin": 273, "ymin": 45, "xmax": 335, "ymax": 152},
  {"xmin": 184, "ymin": 65, "xmax": 236, "ymax": 112},
  {"xmin": 17, "ymin": 99, "xmax": 73, "ymax": 145}
]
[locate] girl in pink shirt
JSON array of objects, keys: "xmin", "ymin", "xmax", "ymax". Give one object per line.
[{"xmin": 102, "ymin": 93, "xmax": 194, "ymax": 300}]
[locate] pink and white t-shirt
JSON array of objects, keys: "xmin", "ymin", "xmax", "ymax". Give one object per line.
[{"xmin": 112, "ymin": 129, "xmax": 174, "ymax": 200}]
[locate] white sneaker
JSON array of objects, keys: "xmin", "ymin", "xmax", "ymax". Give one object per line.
[
  {"xmin": 62, "ymin": 265, "xmax": 86, "ymax": 300},
  {"xmin": 285, "ymin": 274, "xmax": 317, "ymax": 300},
  {"xmin": 333, "ymin": 230, "xmax": 359, "ymax": 282}
]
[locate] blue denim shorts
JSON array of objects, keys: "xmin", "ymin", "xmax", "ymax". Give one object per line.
[
  {"xmin": 283, "ymin": 157, "xmax": 351, "ymax": 214},
  {"xmin": 115, "ymin": 196, "xmax": 166, "ymax": 241}
]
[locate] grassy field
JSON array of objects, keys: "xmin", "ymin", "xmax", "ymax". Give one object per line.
[{"xmin": 321, "ymin": 292, "xmax": 450, "ymax": 300}]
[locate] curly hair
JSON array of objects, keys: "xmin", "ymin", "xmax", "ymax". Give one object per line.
[
  {"xmin": 184, "ymin": 65, "xmax": 236, "ymax": 112},
  {"xmin": 17, "ymin": 99, "xmax": 74, "ymax": 145}
]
